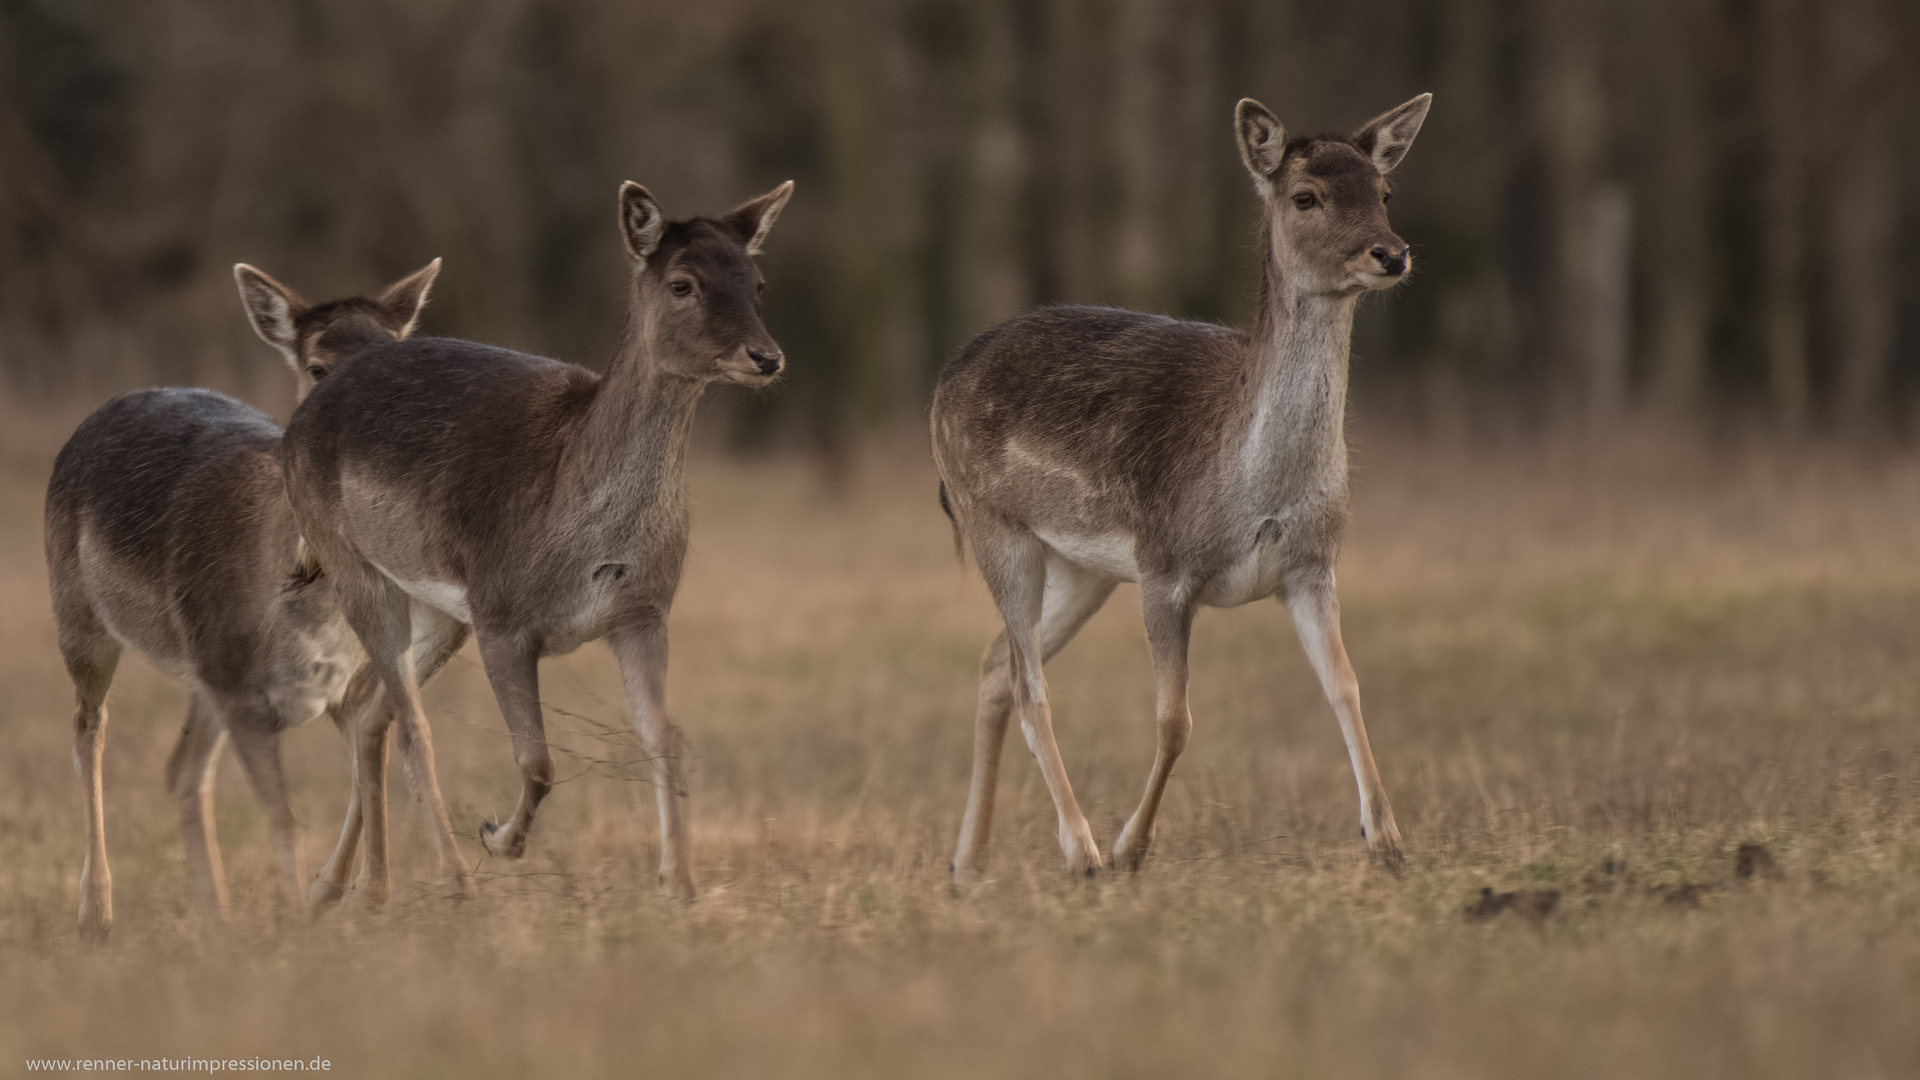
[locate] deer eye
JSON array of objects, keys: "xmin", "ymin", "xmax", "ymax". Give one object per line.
[
  {"xmin": 1382, "ymin": 192, "xmax": 1393, "ymax": 204},
  {"xmin": 306, "ymin": 365, "xmax": 327, "ymax": 380},
  {"xmin": 1292, "ymin": 192, "xmax": 1318, "ymax": 210},
  {"xmin": 669, "ymin": 280, "xmax": 693, "ymax": 297}
]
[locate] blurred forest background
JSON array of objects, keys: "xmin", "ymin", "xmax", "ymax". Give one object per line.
[{"xmin": 3, "ymin": 0, "xmax": 1919, "ymax": 453}]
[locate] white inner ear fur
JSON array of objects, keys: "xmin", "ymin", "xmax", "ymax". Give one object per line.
[
  {"xmin": 742, "ymin": 182, "xmax": 794, "ymax": 256},
  {"xmin": 1360, "ymin": 95, "xmax": 1431, "ymax": 176},
  {"xmin": 1235, "ymin": 101, "xmax": 1287, "ymax": 192},
  {"xmin": 242, "ymin": 282, "xmax": 296, "ymax": 350},
  {"xmin": 623, "ymin": 196, "xmax": 664, "ymax": 264}
]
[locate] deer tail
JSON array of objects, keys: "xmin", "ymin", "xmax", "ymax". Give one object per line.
[{"xmin": 938, "ymin": 481, "xmax": 966, "ymax": 567}]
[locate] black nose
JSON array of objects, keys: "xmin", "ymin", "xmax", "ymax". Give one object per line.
[
  {"xmin": 748, "ymin": 346, "xmax": 783, "ymax": 375},
  {"xmin": 1372, "ymin": 246, "xmax": 1407, "ymax": 276}
]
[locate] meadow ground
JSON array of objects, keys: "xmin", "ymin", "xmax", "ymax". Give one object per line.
[{"xmin": 0, "ymin": 425, "xmax": 1916, "ymax": 1078}]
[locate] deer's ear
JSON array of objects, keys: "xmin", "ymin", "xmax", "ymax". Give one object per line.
[
  {"xmin": 1352, "ymin": 93, "xmax": 1431, "ymax": 176},
  {"xmin": 620, "ymin": 182, "xmax": 666, "ymax": 264},
  {"xmin": 1235, "ymin": 99, "xmax": 1288, "ymax": 187},
  {"xmin": 722, "ymin": 180, "xmax": 794, "ymax": 257},
  {"xmin": 234, "ymin": 264, "xmax": 307, "ymax": 359},
  {"xmin": 375, "ymin": 257, "xmax": 441, "ymax": 339}
]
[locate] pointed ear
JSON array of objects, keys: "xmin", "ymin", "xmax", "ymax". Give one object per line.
[
  {"xmin": 1352, "ymin": 93, "xmax": 1431, "ymax": 175},
  {"xmin": 234, "ymin": 264, "xmax": 307, "ymax": 359},
  {"xmin": 374, "ymin": 257, "xmax": 441, "ymax": 339},
  {"xmin": 1235, "ymin": 99, "xmax": 1288, "ymax": 187},
  {"xmin": 620, "ymin": 182, "xmax": 666, "ymax": 264},
  {"xmin": 722, "ymin": 180, "xmax": 794, "ymax": 257}
]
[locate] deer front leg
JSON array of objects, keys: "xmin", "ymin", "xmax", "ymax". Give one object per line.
[
  {"xmin": 225, "ymin": 718, "xmax": 308, "ymax": 914},
  {"xmin": 1284, "ymin": 569, "xmax": 1404, "ymax": 873},
  {"xmin": 476, "ymin": 631, "xmax": 550, "ymax": 862},
  {"xmin": 1111, "ymin": 585, "xmax": 1195, "ymax": 872},
  {"xmin": 610, "ymin": 619, "xmax": 695, "ymax": 901},
  {"xmin": 163, "ymin": 692, "xmax": 230, "ymax": 923}
]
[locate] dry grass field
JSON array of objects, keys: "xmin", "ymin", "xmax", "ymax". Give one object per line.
[{"xmin": 0, "ymin": 424, "xmax": 1917, "ymax": 1078}]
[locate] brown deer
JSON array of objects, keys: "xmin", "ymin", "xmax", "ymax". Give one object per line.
[
  {"xmin": 46, "ymin": 260, "xmax": 442, "ymax": 937},
  {"xmin": 932, "ymin": 94, "xmax": 1430, "ymax": 881},
  {"xmin": 281, "ymin": 180, "xmax": 792, "ymax": 902}
]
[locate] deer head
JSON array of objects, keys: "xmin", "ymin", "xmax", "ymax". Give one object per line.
[
  {"xmin": 234, "ymin": 260, "xmax": 443, "ymax": 400},
  {"xmin": 1236, "ymin": 94, "xmax": 1430, "ymax": 295},
  {"xmin": 619, "ymin": 180, "xmax": 792, "ymax": 386}
]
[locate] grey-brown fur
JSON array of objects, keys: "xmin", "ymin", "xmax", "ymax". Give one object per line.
[
  {"xmin": 932, "ymin": 94, "xmax": 1430, "ymax": 881},
  {"xmin": 280, "ymin": 181, "xmax": 792, "ymax": 902},
  {"xmin": 47, "ymin": 262, "xmax": 442, "ymax": 938}
]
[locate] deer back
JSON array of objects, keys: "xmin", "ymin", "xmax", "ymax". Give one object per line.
[{"xmin": 46, "ymin": 389, "xmax": 355, "ymax": 701}]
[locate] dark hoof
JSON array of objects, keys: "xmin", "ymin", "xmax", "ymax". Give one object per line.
[
  {"xmin": 308, "ymin": 879, "xmax": 347, "ymax": 912},
  {"xmin": 1735, "ymin": 842, "xmax": 1781, "ymax": 882},
  {"xmin": 1465, "ymin": 887, "xmax": 1560, "ymax": 922},
  {"xmin": 1373, "ymin": 843, "xmax": 1407, "ymax": 878},
  {"xmin": 479, "ymin": 821, "xmax": 523, "ymax": 859}
]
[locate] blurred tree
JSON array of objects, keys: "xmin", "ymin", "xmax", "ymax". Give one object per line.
[{"xmin": 2, "ymin": 0, "xmax": 1918, "ymax": 442}]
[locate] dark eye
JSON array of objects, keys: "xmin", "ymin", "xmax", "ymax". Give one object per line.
[
  {"xmin": 306, "ymin": 365, "xmax": 327, "ymax": 380},
  {"xmin": 669, "ymin": 280, "xmax": 693, "ymax": 297},
  {"xmin": 1382, "ymin": 192, "xmax": 1393, "ymax": 204},
  {"xmin": 1292, "ymin": 192, "xmax": 1317, "ymax": 210}
]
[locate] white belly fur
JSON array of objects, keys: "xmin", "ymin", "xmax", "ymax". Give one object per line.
[
  {"xmin": 371, "ymin": 561, "xmax": 473, "ymax": 623},
  {"xmin": 1034, "ymin": 527, "xmax": 1139, "ymax": 581},
  {"xmin": 1197, "ymin": 540, "xmax": 1286, "ymax": 608}
]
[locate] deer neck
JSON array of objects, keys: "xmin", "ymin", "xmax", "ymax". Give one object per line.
[
  {"xmin": 568, "ymin": 306, "xmax": 707, "ymax": 526},
  {"xmin": 1237, "ymin": 217, "xmax": 1359, "ymax": 503}
]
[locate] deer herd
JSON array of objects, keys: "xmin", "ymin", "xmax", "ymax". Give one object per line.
[{"xmin": 47, "ymin": 94, "xmax": 1431, "ymax": 937}]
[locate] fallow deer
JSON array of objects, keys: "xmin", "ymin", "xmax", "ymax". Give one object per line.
[
  {"xmin": 281, "ymin": 180, "xmax": 793, "ymax": 902},
  {"xmin": 932, "ymin": 94, "xmax": 1431, "ymax": 881},
  {"xmin": 47, "ymin": 260, "xmax": 443, "ymax": 937}
]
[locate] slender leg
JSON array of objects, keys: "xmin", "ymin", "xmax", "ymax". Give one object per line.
[
  {"xmin": 313, "ymin": 605, "xmax": 473, "ymax": 909},
  {"xmin": 953, "ymin": 555, "xmax": 1116, "ymax": 883},
  {"xmin": 1111, "ymin": 582, "xmax": 1195, "ymax": 871},
  {"xmin": 60, "ymin": 617, "xmax": 120, "ymax": 941},
  {"xmin": 972, "ymin": 528, "xmax": 1102, "ymax": 875},
  {"xmin": 1285, "ymin": 568, "xmax": 1404, "ymax": 872},
  {"xmin": 475, "ymin": 630, "xmax": 550, "ymax": 862},
  {"xmin": 223, "ymin": 712, "xmax": 307, "ymax": 913},
  {"xmin": 162, "ymin": 693, "xmax": 231, "ymax": 921},
  {"xmin": 610, "ymin": 618, "xmax": 696, "ymax": 900},
  {"xmin": 311, "ymin": 671, "xmax": 382, "ymax": 909},
  {"xmin": 390, "ymin": 603, "xmax": 473, "ymax": 895},
  {"xmin": 330, "ymin": 562, "xmax": 426, "ymax": 906}
]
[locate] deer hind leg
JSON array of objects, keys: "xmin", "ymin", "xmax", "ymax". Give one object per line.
[
  {"xmin": 1111, "ymin": 583, "xmax": 1196, "ymax": 872},
  {"xmin": 222, "ymin": 715, "xmax": 305, "ymax": 914},
  {"xmin": 953, "ymin": 555, "xmax": 1116, "ymax": 883},
  {"xmin": 1284, "ymin": 569, "xmax": 1404, "ymax": 873},
  {"xmin": 311, "ymin": 669, "xmax": 383, "ymax": 910},
  {"xmin": 475, "ymin": 631, "xmax": 549, "ymax": 863},
  {"xmin": 314, "ymin": 605, "xmax": 473, "ymax": 909},
  {"xmin": 163, "ymin": 693, "xmax": 231, "ymax": 922},
  {"xmin": 389, "ymin": 603, "xmax": 472, "ymax": 896},
  {"xmin": 61, "ymin": 619, "xmax": 120, "ymax": 940},
  {"xmin": 611, "ymin": 618, "xmax": 695, "ymax": 900},
  {"xmin": 331, "ymin": 563, "xmax": 426, "ymax": 907},
  {"xmin": 972, "ymin": 527, "xmax": 1103, "ymax": 875}
]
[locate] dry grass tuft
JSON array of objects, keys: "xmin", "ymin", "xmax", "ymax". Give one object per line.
[{"xmin": 0, "ymin": 433, "xmax": 1916, "ymax": 1077}]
